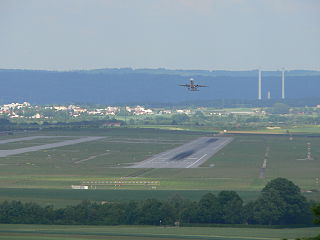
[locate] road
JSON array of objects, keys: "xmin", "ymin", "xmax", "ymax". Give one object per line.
[{"xmin": 129, "ymin": 137, "xmax": 233, "ymax": 168}]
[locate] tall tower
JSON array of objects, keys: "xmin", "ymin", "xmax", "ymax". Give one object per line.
[
  {"xmin": 281, "ymin": 69, "xmax": 285, "ymax": 99},
  {"xmin": 258, "ymin": 69, "xmax": 262, "ymax": 100}
]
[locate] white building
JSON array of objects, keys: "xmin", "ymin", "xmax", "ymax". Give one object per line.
[{"xmin": 71, "ymin": 185, "xmax": 89, "ymax": 189}]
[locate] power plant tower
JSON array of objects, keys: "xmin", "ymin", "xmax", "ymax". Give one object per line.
[
  {"xmin": 281, "ymin": 69, "xmax": 285, "ymax": 99},
  {"xmin": 258, "ymin": 69, "xmax": 262, "ymax": 100}
]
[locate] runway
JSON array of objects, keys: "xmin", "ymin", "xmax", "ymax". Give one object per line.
[
  {"xmin": 0, "ymin": 136, "xmax": 105, "ymax": 157},
  {"xmin": 0, "ymin": 136, "xmax": 71, "ymax": 145},
  {"xmin": 129, "ymin": 137, "xmax": 233, "ymax": 168}
]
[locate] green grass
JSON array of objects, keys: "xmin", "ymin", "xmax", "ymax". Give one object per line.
[
  {"xmin": 0, "ymin": 234, "xmax": 170, "ymax": 240},
  {"xmin": 0, "ymin": 128, "xmax": 319, "ymax": 204},
  {"xmin": 0, "ymin": 224, "xmax": 319, "ymax": 240},
  {"xmin": 244, "ymin": 125, "xmax": 320, "ymax": 134},
  {"xmin": 202, "ymin": 135, "xmax": 320, "ymax": 190}
]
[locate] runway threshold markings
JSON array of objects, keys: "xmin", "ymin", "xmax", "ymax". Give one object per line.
[
  {"xmin": 129, "ymin": 137, "xmax": 233, "ymax": 168},
  {"xmin": 186, "ymin": 154, "xmax": 208, "ymax": 168}
]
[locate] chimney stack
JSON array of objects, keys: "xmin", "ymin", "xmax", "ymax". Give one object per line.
[
  {"xmin": 258, "ymin": 69, "xmax": 262, "ymax": 100},
  {"xmin": 282, "ymin": 69, "xmax": 285, "ymax": 99}
]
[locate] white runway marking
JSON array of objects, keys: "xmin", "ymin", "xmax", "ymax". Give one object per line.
[
  {"xmin": 186, "ymin": 154, "xmax": 208, "ymax": 168},
  {"xmin": 74, "ymin": 152, "xmax": 110, "ymax": 164},
  {"xmin": 128, "ymin": 137, "xmax": 233, "ymax": 168}
]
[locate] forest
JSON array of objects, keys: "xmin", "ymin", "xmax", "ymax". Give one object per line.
[{"xmin": 1, "ymin": 69, "xmax": 320, "ymax": 105}]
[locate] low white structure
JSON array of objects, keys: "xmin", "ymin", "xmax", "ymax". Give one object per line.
[{"xmin": 71, "ymin": 185, "xmax": 89, "ymax": 189}]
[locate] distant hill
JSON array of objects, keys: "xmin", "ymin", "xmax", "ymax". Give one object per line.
[{"xmin": 0, "ymin": 68, "xmax": 319, "ymax": 105}]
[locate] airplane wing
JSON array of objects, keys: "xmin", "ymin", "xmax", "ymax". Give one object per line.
[
  {"xmin": 179, "ymin": 84, "xmax": 191, "ymax": 87},
  {"xmin": 195, "ymin": 85, "xmax": 208, "ymax": 87}
]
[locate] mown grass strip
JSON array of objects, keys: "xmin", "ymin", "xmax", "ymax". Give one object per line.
[{"xmin": 0, "ymin": 229, "xmax": 284, "ymax": 240}]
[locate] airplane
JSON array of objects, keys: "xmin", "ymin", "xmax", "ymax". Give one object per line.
[{"xmin": 179, "ymin": 78, "xmax": 208, "ymax": 91}]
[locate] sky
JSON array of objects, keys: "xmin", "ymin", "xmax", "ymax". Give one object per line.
[{"xmin": 1, "ymin": 0, "xmax": 320, "ymax": 70}]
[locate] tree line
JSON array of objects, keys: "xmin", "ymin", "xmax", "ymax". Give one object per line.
[{"xmin": 0, "ymin": 178, "xmax": 318, "ymax": 226}]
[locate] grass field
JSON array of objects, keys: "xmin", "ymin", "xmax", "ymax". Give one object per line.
[
  {"xmin": 137, "ymin": 124, "xmax": 320, "ymax": 135},
  {"xmin": 0, "ymin": 224, "xmax": 319, "ymax": 240},
  {"xmin": 0, "ymin": 128, "xmax": 319, "ymax": 205}
]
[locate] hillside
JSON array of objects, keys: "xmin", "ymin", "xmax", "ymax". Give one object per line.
[{"xmin": 0, "ymin": 69, "xmax": 319, "ymax": 105}]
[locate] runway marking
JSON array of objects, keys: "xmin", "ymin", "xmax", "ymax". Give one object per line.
[
  {"xmin": 186, "ymin": 154, "xmax": 208, "ymax": 168},
  {"xmin": 128, "ymin": 137, "xmax": 233, "ymax": 168},
  {"xmin": 74, "ymin": 152, "xmax": 110, "ymax": 164}
]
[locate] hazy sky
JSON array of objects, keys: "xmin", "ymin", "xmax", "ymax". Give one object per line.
[{"xmin": 1, "ymin": 0, "xmax": 319, "ymax": 70}]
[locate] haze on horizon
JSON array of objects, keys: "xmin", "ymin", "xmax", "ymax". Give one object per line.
[{"xmin": 1, "ymin": 0, "xmax": 320, "ymax": 71}]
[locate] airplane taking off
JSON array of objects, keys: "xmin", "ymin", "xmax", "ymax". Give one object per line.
[{"xmin": 179, "ymin": 78, "xmax": 208, "ymax": 91}]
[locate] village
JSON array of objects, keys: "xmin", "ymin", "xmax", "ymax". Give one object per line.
[{"xmin": 0, "ymin": 102, "xmax": 193, "ymax": 120}]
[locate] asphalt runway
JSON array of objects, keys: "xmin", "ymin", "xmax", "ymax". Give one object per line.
[
  {"xmin": 129, "ymin": 137, "xmax": 233, "ymax": 168},
  {"xmin": 0, "ymin": 136, "xmax": 105, "ymax": 157},
  {"xmin": 0, "ymin": 136, "xmax": 70, "ymax": 145}
]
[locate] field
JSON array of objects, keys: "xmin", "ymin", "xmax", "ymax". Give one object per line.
[
  {"xmin": 136, "ymin": 124, "xmax": 320, "ymax": 135},
  {"xmin": 0, "ymin": 128, "xmax": 319, "ymax": 205},
  {"xmin": 0, "ymin": 224, "xmax": 319, "ymax": 240}
]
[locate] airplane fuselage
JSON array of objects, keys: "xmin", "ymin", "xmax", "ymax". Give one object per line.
[{"xmin": 179, "ymin": 78, "xmax": 207, "ymax": 91}]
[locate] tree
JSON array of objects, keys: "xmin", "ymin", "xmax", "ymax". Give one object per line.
[
  {"xmin": 171, "ymin": 114, "xmax": 190, "ymax": 124},
  {"xmin": 62, "ymin": 201, "xmax": 99, "ymax": 225},
  {"xmin": 167, "ymin": 194, "xmax": 195, "ymax": 223},
  {"xmin": 123, "ymin": 201, "xmax": 139, "ymax": 224},
  {"xmin": 198, "ymin": 193, "xmax": 223, "ymax": 223},
  {"xmin": 218, "ymin": 191, "xmax": 244, "ymax": 224},
  {"xmin": 262, "ymin": 178, "xmax": 312, "ymax": 224},
  {"xmin": 271, "ymin": 103, "xmax": 290, "ymax": 114},
  {"xmin": 298, "ymin": 203, "xmax": 320, "ymax": 240},
  {"xmin": 0, "ymin": 118, "xmax": 12, "ymax": 131},
  {"xmin": 246, "ymin": 178, "xmax": 312, "ymax": 225},
  {"xmin": 137, "ymin": 199, "xmax": 175, "ymax": 225},
  {"xmin": 194, "ymin": 111, "xmax": 206, "ymax": 119},
  {"xmin": 313, "ymin": 203, "xmax": 320, "ymax": 225},
  {"xmin": 100, "ymin": 203, "xmax": 126, "ymax": 225},
  {"xmin": 0, "ymin": 118, "xmax": 10, "ymax": 125},
  {"xmin": 180, "ymin": 201, "xmax": 200, "ymax": 223},
  {"xmin": 246, "ymin": 189, "xmax": 286, "ymax": 225}
]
